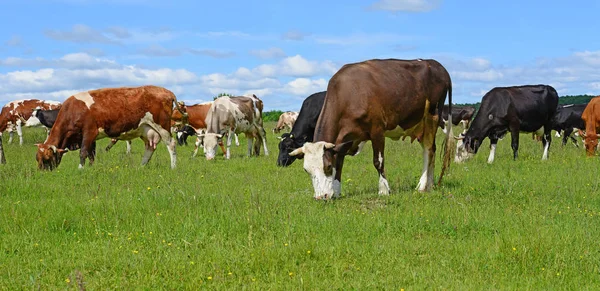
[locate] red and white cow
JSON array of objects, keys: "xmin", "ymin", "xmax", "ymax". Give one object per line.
[
  {"xmin": 202, "ymin": 95, "xmax": 268, "ymax": 160},
  {"xmin": 0, "ymin": 99, "xmax": 61, "ymax": 164},
  {"xmin": 35, "ymin": 85, "xmax": 186, "ymax": 170},
  {"xmin": 0, "ymin": 99, "xmax": 61, "ymax": 145},
  {"xmin": 272, "ymin": 111, "xmax": 299, "ymax": 134},
  {"xmin": 289, "ymin": 59, "xmax": 454, "ymax": 199}
]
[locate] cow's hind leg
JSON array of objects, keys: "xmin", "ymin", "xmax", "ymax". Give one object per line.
[
  {"xmin": 510, "ymin": 122, "xmax": 520, "ymax": 160},
  {"xmin": 258, "ymin": 127, "xmax": 268, "ymax": 156},
  {"xmin": 157, "ymin": 128, "xmax": 177, "ymax": 169},
  {"xmin": 371, "ymin": 135, "xmax": 389, "ymax": 195},
  {"xmin": 125, "ymin": 140, "xmax": 132, "ymax": 154},
  {"xmin": 8, "ymin": 131, "xmax": 13, "ymax": 144}
]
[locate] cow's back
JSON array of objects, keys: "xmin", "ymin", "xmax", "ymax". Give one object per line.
[
  {"xmin": 74, "ymin": 85, "xmax": 175, "ymax": 136},
  {"xmin": 318, "ymin": 59, "xmax": 451, "ymax": 138}
]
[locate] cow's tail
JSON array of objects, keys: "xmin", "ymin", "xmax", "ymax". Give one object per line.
[
  {"xmin": 173, "ymin": 96, "xmax": 188, "ymax": 125},
  {"xmin": 438, "ymin": 82, "xmax": 455, "ymax": 187}
]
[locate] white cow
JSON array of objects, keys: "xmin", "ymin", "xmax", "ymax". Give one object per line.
[{"xmin": 202, "ymin": 95, "xmax": 269, "ymax": 160}]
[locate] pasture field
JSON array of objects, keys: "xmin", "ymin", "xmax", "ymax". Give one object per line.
[{"xmin": 1, "ymin": 123, "xmax": 600, "ymax": 289}]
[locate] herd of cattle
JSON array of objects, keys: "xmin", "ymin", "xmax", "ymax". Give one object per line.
[{"xmin": 1, "ymin": 58, "xmax": 600, "ymax": 199}]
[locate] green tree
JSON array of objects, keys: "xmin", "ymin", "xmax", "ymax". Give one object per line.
[{"xmin": 213, "ymin": 93, "xmax": 234, "ymax": 100}]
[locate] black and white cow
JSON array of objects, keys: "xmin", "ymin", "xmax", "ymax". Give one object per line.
[
  {"xmin": 550, "ymin": 103, "xmax": 586, "ymax": 147},
  {"xmin": 440, "ymin": 105, "xmax": 475, "ymax": 134},
  {"xmin": 176, "ymin": 125, "xmax": 197, "ymax": 146},
  {"xmin": 276, "ymin": 91, "xmax": 326, "ymax": 167},
  {"xmin": 455, "ymin": 84, "xmax": 559, "ymax": 163}
]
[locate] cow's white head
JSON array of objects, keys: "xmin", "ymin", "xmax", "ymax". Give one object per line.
[
  {"xmin": 200, "ymin": 133, "xmax": 222, "ymax": 160},
  {"xmin": 289, "ymin": 141, "xmax": 356, "ymax": 200},
  {"xmin": 454, "ymin": 133, "xmax": 473, "ymax": 163}
]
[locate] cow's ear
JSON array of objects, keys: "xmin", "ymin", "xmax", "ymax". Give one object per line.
[
  {"xmin": 332, "ymin": 141, "xmax": 353, "ymax": 154},
  {"xmin": 289, "ymin": 147, "xmax": 304, "ymax": 156}
]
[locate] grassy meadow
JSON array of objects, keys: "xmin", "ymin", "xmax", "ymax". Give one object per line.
[{"xmin": 1, "ymin": 122, "xmax": 600, "ymax": 289}]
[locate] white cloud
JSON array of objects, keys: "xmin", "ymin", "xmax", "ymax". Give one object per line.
[
  {"xmin": 5, "ymin": 35, "xmax": 24, "ymax": 47},
  {"xmin": 44, "ymin": 24, "xmax": 120, "ymax": 44},
  {"xmin": 368, "ymin": 0, "xmax": 441, "ymax": 12},
  {"xmin": 249, "ymin": 47, "xmax": 286, "ymax": 59},
  {"xmin": 188, "ymin": 49, "xmax": 235, "ymax": 58},
  {"xmin": 282, "ymin": 78, "xmax": 328, "ymax": 96},
  {"xmin": 0, "ymin": 53, "xmax": 120, "ymax": 69},
  {"xmin": 138, "ymin": 45, "xmax": 181, "ymax": 57},
  {"xmin": 282, "ymin": 30, "xmax": 309, "ymax": 41},
  {"xmin": 314, "ymin": 32, "xmax": 416, "ymax": 46}
]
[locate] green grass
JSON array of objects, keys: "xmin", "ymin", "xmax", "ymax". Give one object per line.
[{"xmin": 1, "ymin": 123, "xmax": 600, "ymax": 289}]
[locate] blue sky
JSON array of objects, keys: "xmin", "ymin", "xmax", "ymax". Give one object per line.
[{"xmin": 1, "ymin": 0, "xmax": 599, "ymax": 110}]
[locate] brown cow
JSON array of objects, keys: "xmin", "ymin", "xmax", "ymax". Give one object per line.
[
  {"xmin": 579, "ymin": 96, "xmax": 600, "ymax": 156},
  {"xmin": 272, "ymin": 111, "xmax": 299, "ymax": 134},
  {"xmin": 289, "ymin": 59, "xmax": 454, "ymax": 199},
  {"xmin": 35, "ymin": 85, "xmax": 186, "ymax": 170},
  {"xmin": 0, "ymin": 99, "xmax": 61, "ymax": 164}
]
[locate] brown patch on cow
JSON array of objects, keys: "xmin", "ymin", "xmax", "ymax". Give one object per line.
[
  {"xmin": 228, "ymin": 97, "xmax": 256, "ymax": 123},
  {"xmin": 172, "ymin": 102, "xmax": 213, "ymax": 130}
]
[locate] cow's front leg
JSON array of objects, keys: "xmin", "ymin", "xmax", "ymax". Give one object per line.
[
  {"xmin": 487, "ymin": 137, "xmax": 498, "ymax": 164},
  {"xmin": 259, "ymin": 127, "xmax": 269, "ymax": 156},
  {"xmin": 542, "ymin": 127, "xmax": 552, "ymax": 160},
  {"xmin": 8, "ymin": 131, "xmax": 13, "ymax": 144},
  {"xmin": 105, "ymin": 138, "xmax": 117, "ymax": 152},
  {"xmin": 88, "ymin": 141, "xmax": 97, "ymax": 166},
  {"xmin": 79, "ymin": 134, "xmax": 96, "ymax": 169},
  {"xmin": 223, "ymin": 129, "xmax": 232, "ymax": 159},
  {"xmin": 372, "ymin": 136, "xmax": 389, "ymax": 195}
]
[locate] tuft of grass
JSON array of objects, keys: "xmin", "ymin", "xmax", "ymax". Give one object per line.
[{"xmin": 0, "ymin": 124, "xmax": 599, "ymax": 289}]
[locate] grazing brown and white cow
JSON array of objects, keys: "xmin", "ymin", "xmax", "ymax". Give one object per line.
[
  {"xmin": 579, "ymin": 96, "xmax": 600, "ymax": 156},
  {"xmin": 273, "ymin": 111, "xmax": 299, "ymax": 134},
  {"xmin": 35, "ymin": 85, "xmax": 186, "ymax": 170},
  {"xmin": 289, "ymin": 59, "xmax": 454, "ymax": 199},
  {"xmin": 202, "ymin": 95, "xmax": 268, "ymax": 160}
]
